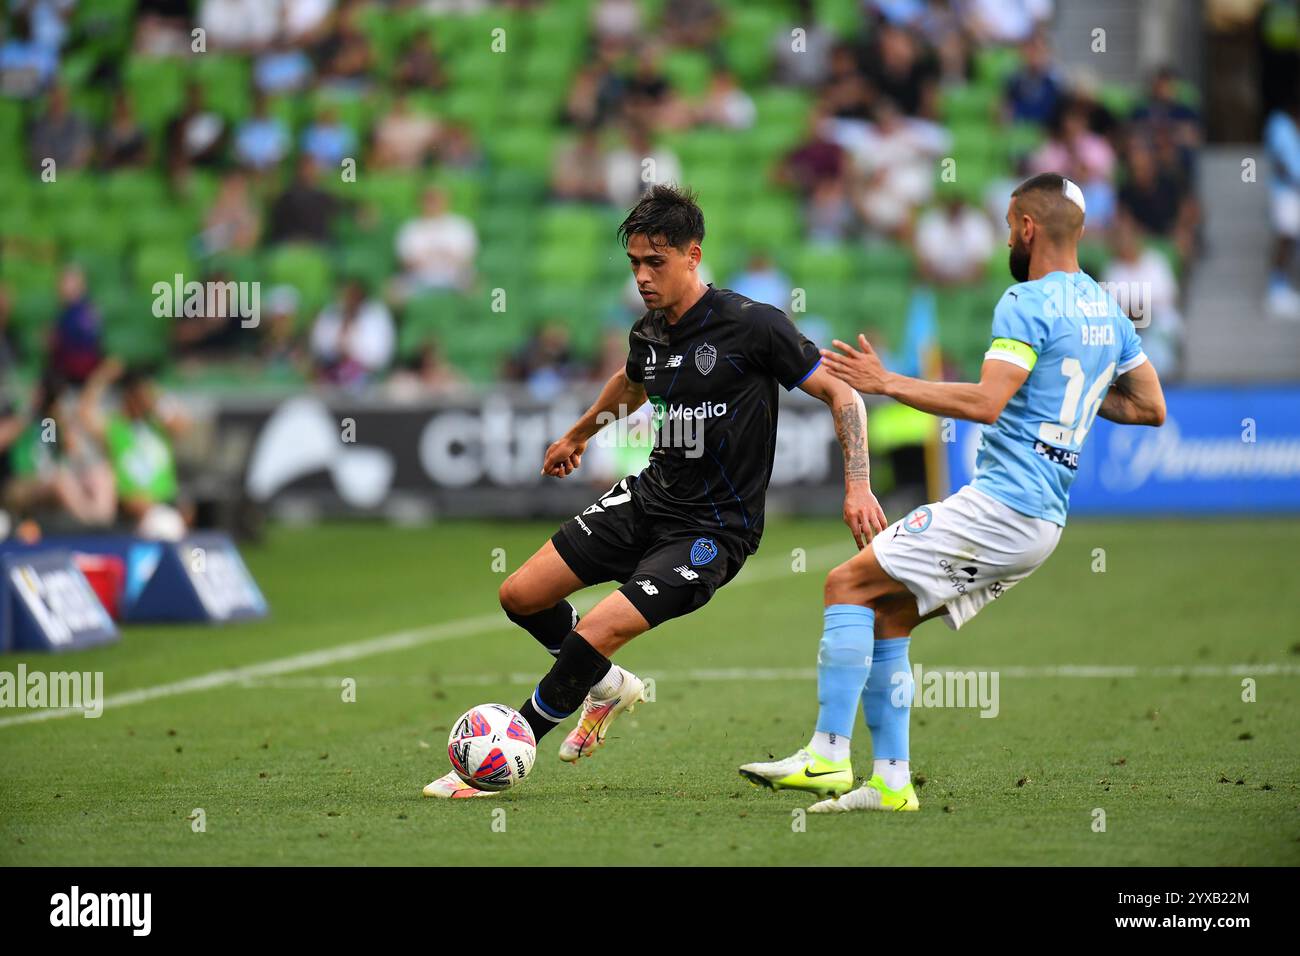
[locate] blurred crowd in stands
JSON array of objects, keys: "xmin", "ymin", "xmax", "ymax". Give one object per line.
[{"xmin": 0, "ymin": 0, "xmax": 1230, "ymax": 535}]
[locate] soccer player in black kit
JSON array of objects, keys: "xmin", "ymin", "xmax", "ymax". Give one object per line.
[{"xmin": 425, "ymin": 185, "xmax": 887, "ymax": 798}]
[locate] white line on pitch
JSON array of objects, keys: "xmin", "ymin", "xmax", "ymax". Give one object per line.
[
  {"xmin": 221, "ymin": 661, "xmax": 1300, "ymax": 691},
  {"xmin": 0, "ymin": 541, "xmax": 852, "ymax": 729}
]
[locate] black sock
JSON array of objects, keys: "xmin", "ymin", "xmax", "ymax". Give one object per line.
[
  {"xmin": 505, "ymin": 601, "xmax": 578, "ymax": 656},
  {"xmin": 518, "ymin": 630, "xmax": 612, "ymax": 740}
]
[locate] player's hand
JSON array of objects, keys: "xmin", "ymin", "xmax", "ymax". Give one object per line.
[
  {"xmin": 821, "ymin": 335, "xmax": 890, "ymax": 395},
  {"xmin": 541, "ymin": 434, "xmax": 587, "ymax": 478},
  {"xmin": 843, "ymin": 482, "xmax": 888, "ymax": 550}
]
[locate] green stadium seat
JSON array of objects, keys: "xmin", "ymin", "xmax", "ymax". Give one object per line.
[
  {"xmin": 193, "ymin": 56, "xmax": 252, "ymax": 124},
  {"xmin": 661, "ymin": 50, "xmax": 714, "ymax": 97},
  {"xmin": 124, "ymin": 56, "xmax": 187, "ymax": 131},
  {"xmin": 974, "ymin": 46, "xmax": 1023, "ymax": 88},
  {"xmin": 266, "ymin": 244, "xmax": 334, "ymax": 319},
  {"xmin": 940, "ymin": 84, "xmax": 999, "ymax": 125}
]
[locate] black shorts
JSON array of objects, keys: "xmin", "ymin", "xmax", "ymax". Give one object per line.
[{"xmin": 551, "ymin": 475, "xmax": 752, "ymax": 629}]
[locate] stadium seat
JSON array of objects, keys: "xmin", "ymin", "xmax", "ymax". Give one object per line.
[{"xmin": 266, "ymin": 244, "xmax": 334, "ymax": 322}]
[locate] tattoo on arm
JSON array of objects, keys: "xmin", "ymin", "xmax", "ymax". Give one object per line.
[{"xmin": 835, "ymin": 402, "xmax": 870, "ymax": 483}]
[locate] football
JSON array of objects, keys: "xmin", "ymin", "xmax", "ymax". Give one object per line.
[{"xmin": 447, "ymin": 704, "xmax": 537, "ymax": 792}]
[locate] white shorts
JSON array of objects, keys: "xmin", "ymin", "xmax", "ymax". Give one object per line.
[{"xmin": 871, "ymin": 485, "xmax": 1062, "ymax": 630}]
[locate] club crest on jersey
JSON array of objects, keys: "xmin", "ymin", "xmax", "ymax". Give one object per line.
[
  {"xmin": 903, "ymin": 507, "xmax": 932, "ymax": 534},
  {"xmin": 695, "ymin": 343, "xmax": 717, "ymax": 375},
  {"xmin": 690, "ymin": 537, "xmax": 718, "ymax": 566}
]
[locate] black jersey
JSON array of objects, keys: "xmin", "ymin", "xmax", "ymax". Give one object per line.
[{"xmin": 624, "ymin": 284, "xmax": 821, "ymax": 550}]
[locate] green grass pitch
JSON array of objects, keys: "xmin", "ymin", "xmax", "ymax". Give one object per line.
[{"xmin": 1, "ymin": 517, "xmax": 1297, "ymax": 866}]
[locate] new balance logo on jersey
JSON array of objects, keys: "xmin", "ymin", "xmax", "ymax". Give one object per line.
[
  {"xmin": 673, "ymin": 565, "xmax": 699, "ymax": 581},
  {"xmin": 636, "ymin": 579, "xmax": 658, "ymax": 596},
  {"xmin": 665, "ymin": 354, "xmax": 683, "ymax": 368}
]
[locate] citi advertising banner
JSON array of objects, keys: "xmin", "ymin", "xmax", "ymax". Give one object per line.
[{"xmin": 945, "ymin": 385, "xmax": 1300, "ymax": 514}]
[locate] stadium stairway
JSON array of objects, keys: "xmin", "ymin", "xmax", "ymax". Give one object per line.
[{"xmin": 1183, "ymin": 146, "xmax": 1300, "ymax": 382}]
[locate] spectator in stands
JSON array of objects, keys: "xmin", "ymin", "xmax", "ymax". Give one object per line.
[
  {"xmin": 394, "ymin": 30, "xmax": 446, "ymax": 92},
  {"xmin": 4, "ymin": 373, "xmax": 116, "ymax": 529},
  {"xmin": 1004, "ymin": 31, "xmax": 1063, "ymax": 126},
  {"xmin": 777, "ymin": 105, "xmax": 847, "ymax": 198},
  {"xmin": 371, "ymin": 94, "xmax": 440, "ymax": 169},
  {"xmin": 301, "ymin": 104, "xmax": 357, "ymax": 168},
  {"xmin": 235, "ymin": 93, "xmax": 291, "ymax": 172},
  {"xmin": 963, "ymin": 0, "xmax": 1053, "ymax": 46},
  {"xmin": 282, "ymin": 0, "xmax": 336, "ymax": 45},
  {"xmin": 134, "ymin": 0, "xmax": 194, "ymax": 57},
  {"xmin": 198, "ymin": 0, "xmax": 279, "ymax": 52},
  {"xmin": 1118, "ymin": 137, "xmax": 1196, "ymax": 262},
  {"xmin": 313, "ymin": 1, "xmax": 373, "ymax": 91},
  {"xmin": 254, "ymin": 40, "xmax": 315, "ymax": 94},
  {"xmin": 729, "ymin": 252, "xmax": 792, "ymax": 311},
  {"xmin": 773, "ymin": 0, "xmax": 835, "ymax": 89},
  {"xmin": 267, "ymin": 155, "xmax": 342, "ymax": 245},
  {"xmin": 806, "ymin": 177, "xmax": 856, "ymax": 242},
  {"xmin": 821, "ymin": 43, "xmax": 874, "ymax": 122},
  {"xmin": 1264, "ymin": 93, "xmax": 1300, "ymax": 318},
  {"xmin": 857, "ymin": 21, "xmax": 939, "ymax": 119},
  {"xmin": 915, "ymin": 0, "xmax": 972, "ymax": 86},
  {"xmin": 1103, "ymin": 213, "xmax": 1183, "ymax": 379},
  {"xmin": 310, "ymin": 278, "xmax": 396, "ymax": 388},
  {"xmin": 691, "ymin": 68, "xmax": 755, "ymax": 130},
  {"xmin": 28, "ymin": 83, "xmax": 93, "ymax": 172},
  {"xmin": 201, "ymin": 171, "xmax": 262, "ymax": 255},
  {"xmin": 848, "ymin": 97, "xmax": 947, "ymax": 241},
  {"xmin": 0, "ymin": 10, "xmax": 57, "ymax": 99},
  {"xmin": 259, "ymin": 285, "xmax": 306, "ymax": 372},
  {"xmin": 662, "ymin": 0, "xmax": 726, "ymax": 52},
  {"xmin": 1131, "ymin": 66, "xmax": 1200, "ymax": 176},
  {"xmin": 0, "ymin": 284, "xmax": 19, "ymax": 378},
  {"xmin": 591, "ymin": 0, "xmax": 642, "ymax": 53},
  {"xmin": 394, "ymin": 186, "xmax": 479, "ymax": 295},
  {"xmin": 562, "ymin": 55, "xmax": 627, "ymax": 130},
  {"xmin": 1029, "ymin": 98, "xmax": 1117, "ymax": 230},
  {"xmin": 437, "ymin": 120, "xmax": 484, "ymax": 171},
  {"xmin": 623, "ymin": 46, "xmax": 689, "ymax": 131},
  {"xmin": 387, "ymin": 340, "xmax": 466, "ymax": 400},
  {"xmin": 913, "ymin": 193, "xmax": 997, "ymax": 286},
  {"xmin": 550, "ymin": 129, "xmax": 610, "ymax": 203},
  {"xmin": 603, "ymin": 122, "xmax": 683, "ymax": 207},
  {"xmin": 503, "ymin": 322, "xmax": 583, "ymax": 403},
  {"xmin": 98, "ymin": 91, "xmax": 150, "ymax": 169},
  {"xmin": 80, "ymin": 358, "xmax": 191, "ymax": 539},
  {"xmin": 164, "ymin": 81, "xmax": 228, "ymax": 179},
  {"xmin": 172, "ymin": 268, "xmax": 249, "ymax": 362},
  {"xmin": 47, "ymin": 265, "xmax": 102, "ymax": 384}
]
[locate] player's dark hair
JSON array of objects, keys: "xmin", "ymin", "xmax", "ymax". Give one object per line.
[
  {"xmin": 1011, "ymin": 171, "xmax": 1068, "ymax": 199},
  {"xmin": 617, "ymin": 184, "xmax": 705, "ymax": 251}
]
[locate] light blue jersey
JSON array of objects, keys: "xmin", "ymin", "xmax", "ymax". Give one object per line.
[{"xmin": 972, "ymin": 271, "xmax": 1146, "ymax": 526}]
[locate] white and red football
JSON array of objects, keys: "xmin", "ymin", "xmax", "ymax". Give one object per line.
[{"xmin": 446, "ymin": 703, "xmax": 537, "ymax": 792}]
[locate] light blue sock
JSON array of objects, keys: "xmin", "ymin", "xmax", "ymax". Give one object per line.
[
  {"xmin": 863, "ymin": 637, "xmax": 912, "ymax": 760},
  {"xmin": 814, "ymin": 604, "xmax": 875, "ymax": 738}
]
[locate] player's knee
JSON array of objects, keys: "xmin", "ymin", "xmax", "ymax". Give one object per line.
[
  {"xmin": 498, "ymin": 574, "xmax": 540, "ymax": 616},
  {"xmin": 823, "ymin": 563, "xmax": 861, "ymax": 606}
]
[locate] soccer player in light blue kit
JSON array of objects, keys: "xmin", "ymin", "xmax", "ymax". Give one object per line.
[{"xmin": 740, "ymin": 173, "xmax": 1168, "ymax": 812}]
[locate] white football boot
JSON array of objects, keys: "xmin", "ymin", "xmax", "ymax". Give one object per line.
[
  {"xmin": 558, "ymin": 665, "xmax": 647, "ymax": 761},
  {"xmin": 738, "ymin": 748, "xmax": 854, "ymax": 798},
  {"xmin": 422, "ymin": 769, "xmax": 490, "ymax": 799}
]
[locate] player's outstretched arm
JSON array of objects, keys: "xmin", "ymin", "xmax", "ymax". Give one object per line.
[
  {"xmin": 541, "ymin": 369, "xmax": 648, "ymax": 477},
  {"xmin": 1097, "ymin": 359, "xmax": 1166, "ymax": 426},
  {"xmin": 798, "ymin": 363, "xmax": 888, "ymax": 548},
  {"xmin": 821, "ymin": 334, "xmax": 1028, "ymax": 425}
]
